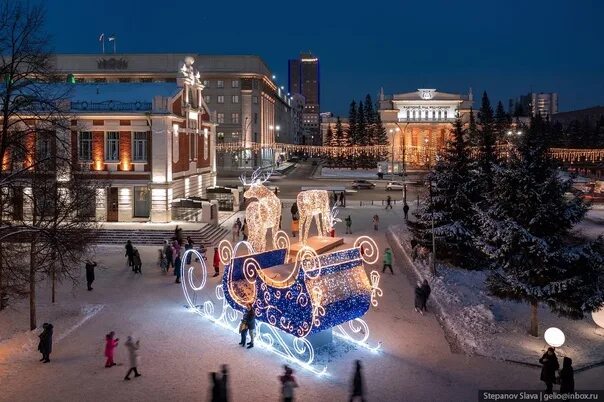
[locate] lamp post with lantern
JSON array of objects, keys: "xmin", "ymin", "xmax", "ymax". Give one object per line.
[{"xmin": 388, "ymin": 127, "xmax": 400, "ymax": 180}]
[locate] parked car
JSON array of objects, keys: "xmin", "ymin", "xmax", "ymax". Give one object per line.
[
  {"xmin": 351, "ymin": 180, "xmax": 376, "ymax": 190},
  {"xmin": 386, "ymin": 181, "xmax": 405, "ymax": 191}
]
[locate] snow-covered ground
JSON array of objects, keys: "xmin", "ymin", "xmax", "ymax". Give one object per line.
[
  {"xmin": 390, "ymin": 221, "xmax": 604, "ymax": 369},
  {"xmin": 0, "ymin": 206, "xmax": 603, "ymax": 402}
]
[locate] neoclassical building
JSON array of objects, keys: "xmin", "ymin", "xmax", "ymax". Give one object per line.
[
  {"xmin": 3, "ymin": 57, "xmax": 216, "ymax": 223},
  {"xmin": 378, "ymin": 88, "xmax": 473, "ymax": 168}
]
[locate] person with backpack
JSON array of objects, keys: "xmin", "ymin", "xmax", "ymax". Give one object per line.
[
  {"xmin": 382, "ymin": 247, "xmax": 393, "ymax": 274},
  {"xmin": 132, "ymin": 249, "xmax": 142, "ymax": 274}
]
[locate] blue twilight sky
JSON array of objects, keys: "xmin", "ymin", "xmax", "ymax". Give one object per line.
[{"xmin": 45, "ymin": 0, "xmax": 604, "ymax": 117}]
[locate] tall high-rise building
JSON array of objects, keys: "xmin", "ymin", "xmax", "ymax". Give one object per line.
[
  {"xmin": 509, "ymin": 92, "xmax": 558, "ymax": 118},
  {"xmin": 288, "ymin": 52, "xmax": 320, "ymax": 144}
]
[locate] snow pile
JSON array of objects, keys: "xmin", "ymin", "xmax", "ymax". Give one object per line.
[{"xmin": 389, "ymin": 224, "xmax": 604, "ymax": 369}]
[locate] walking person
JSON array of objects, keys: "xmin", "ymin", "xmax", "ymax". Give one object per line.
[
  {"xmin": 210, "ymin": 372, "xmax": 222, "ymax": 402},
  {"xmin": 242, "ymin": 219, "xmax": 248, "ymax": 241},
  {"xmin": 345, "ymin": 215, "xmax": 352, "ymax": 234},
  {"xmin": 163, "ymin": 240, "xmax": 173, "ymax": 274},
  {"xmin": 382, "ymin": 247, "xmax": 393, "ymax": 274},
  {"xmin": 349, "ymin": 360, "xmax": 365, "ymax": 402},
  {"xmin": 333, "ymin": 191, "xmax": 338, "ymax": 207},
  {"xmin": 213, "ymin": 247, "xmax": 220, "ymax": 277},
  {"xmin": 38, "ymin": 323, "xmax": 53, "ymax": 363},
  {"xmin": 420, "ymin": 279, "xmax": 431, "ymax": 312},
  {"xmin": 539, "ymin": 347, "xmax": 559, "ymax": 394},
  {"xmin": 279, "ymin": 365, "xmax": 298, "ymax": 402},
  {"xmin": 174, "ymin": 252, "xmax": 182, "ymax": 284},
  {"xmin": 372, "ymin": 214, "xmax": 379, "ymax": 231},
  {"xmin": 125, "ymin": 240, "xmax": 135, "ymax": 270},
  {"xmin": 385, "ymin": 195, "xmax": 392, "ymax": 209},
  {"xmin": 235, "ymin": 218, "xmax": 242, "ymax": 239},
  {"xmin": 403, "ymin": 202, "xmax": 410, "ymax": 222},
  {"xmin": 132, "ymin": 249, "xmax": 142, "ymax": 274},
  {"xmin": 220, "ymin": 364, "xmax": 230, "ymax": 402},
  {"xmin": 85, "ymin": 259, "xmax": 97, "ymax": 291},
  {"xmin": 340, "ymin": 191, "xmax": 345, "ymax": 207},
  {"xmin": 414, "ymin": 281, "xmax": 425, "ymax": 315},
  {"xmin": 104, "ymin": 331, "xmax": 119, "ymax": 368},
  {"xmin": 185, "ymin": 236, "xmax": 194, "ymax": 264},
  {"xmin": 124, "ymin": 336, "xmax": 141, "ymax": 380},
  {"xmin": 559, "ymin": 356, "xmax": 574, "ymax": 394}
]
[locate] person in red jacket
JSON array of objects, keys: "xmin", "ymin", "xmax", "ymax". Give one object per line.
[
  {"xmin": 213, "ymin": 247, "xmax": 220, "ymax": 277},
  {"xmin": 104, "ymin": 331, "xmax": 119, "ymax": 368}
]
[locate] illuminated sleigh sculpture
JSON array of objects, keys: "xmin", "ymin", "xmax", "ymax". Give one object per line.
[{"xmin": 181, "ymin": 232, "xmax": 383, "ymax": 374}]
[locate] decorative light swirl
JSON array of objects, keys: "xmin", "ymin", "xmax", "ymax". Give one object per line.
[
  {"xmin": 218, "ymin": 239, "xmax": 234, "ymax": 265},
  {"xmin": 227, "ymin": 257, "xmax": 256, "ymax": 307},
  {"xmin": 294, "ymin": 246, "xmax": 322, "ymax": 280},
  {"xmin": 273, "ymin": 230, "xmax": 291, "ymax": 259},
  {"xmin": 354, "ymin": 236, "xmax": 379, "ymax": 265},
  {"xmin": 311, "ymin": 286, "xmax": 326, "ymax": 327},
  {"xmin": 334, "ymin": 318, "xmax": 381, "ymax": 353},
  {"xmin": 255, "ymin": 322, "xmax": 327, "ymax": 376},
  {"xmin": 242, "ymin": 257, "xmax": 261, "ymax": 285},
  {"xmin": 369, "ymin": 270, "xmax": 383, "ymax": 307},
  {"xmin": 182, "ymin": 249, "xmax": 207, "ymax": 291},
  {"xmin": 232, "ymin": 240, "xmax": 256, "ymax": 258}
]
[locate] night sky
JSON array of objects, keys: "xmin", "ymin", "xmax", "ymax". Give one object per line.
[{"xmin": 45, "ymin": 0, "xmax": 604, "ymax": 116}]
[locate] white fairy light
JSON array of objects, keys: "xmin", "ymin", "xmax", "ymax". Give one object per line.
[
  {"xmin": 297, "ymin": 190, "xmax": 331, "ymax": 244},
  {"xmin": 241, "ymin": 168, "xmax": 281, "ymax": 252}
]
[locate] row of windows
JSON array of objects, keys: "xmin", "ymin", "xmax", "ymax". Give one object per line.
[
  {"xmin": 216, "ymin": 113, "xmax": 240, "ymax": 124},
  {"xmin": 204, "ymin": 95, "xmax": 241, "ymax": 104},
  {"xmin": 404, "ymin": 110, "xmax": 449, "ymax": 120},
  {"xmin": 202, "ymin": 79, "xmax": 240, "ymax": 88},
  {"xmin": 81, "ymin": 78, "xmax": 177, "ymax": 84},
  {"xmin": 78, "ymin": 132, "xmax": 148, "ymax": 162}
]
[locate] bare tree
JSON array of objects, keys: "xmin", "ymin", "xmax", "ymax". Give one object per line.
[{"xmin": 0, "ymin": 1, "xmax": 100, "ymax": 329}]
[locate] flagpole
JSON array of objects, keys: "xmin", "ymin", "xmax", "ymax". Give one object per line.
[
  {"xmin": 113, "ymin": 38, "xmax": 116, "ymax": 54},
  {"xmin": 102, "ymin": 39, "xmax": 105, "ymax": 54}
]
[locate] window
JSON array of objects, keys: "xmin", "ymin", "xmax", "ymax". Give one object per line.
[
  {"xmin": 217, "ymin": 80, "xmax": 224, "ymax": 88},
  {"xmin": 204, "ymin": 130, "xmax": 209, "ymax": 160},
  {"xmin": 231, "ymin": 131, "xmax": 239, "ymax": 140},
  {"xmin": 217, "ymin": 113, "xmax": 225, "ymax": 124},
  {"xmin": 37, "ymin": 136, "xmax": 51, "ymax": 160},
  {"xmin": 231, "ymin": 80, "xmax": 239, "ymax": 88},
  {"xmin": 217, "ymin": 132, "xmax": 224, "ymax": 142},
  {"xmin": 133, "ymin": 186, "xmax": 150, "ymax": 218},
  {"xmin": 79, "ymin": 132, "xmax": 92, "ymax": 161},
  {"xmin": 252, "ymin": 96, "xmax": 258, "ymax": 104},
  {"xmin": 217, "ymin": 95, "xmax": 224, "ymax": 104},
  {"xmin": 444, "ymin": 110, "xmax": 448, "ymax": 119},
  {"xmin": 204, "ymin": 95, "xmax": 211, "ymax": 103},
  {"xmin": 118, "ymin": 78, "xmax": 131, "ymax": 83},
  {"xmin": 203, "ymin": 80, "xmax": 210, "ymax": 87},
  {"xmin": 231, "ymin": 113, "xmax": 240, "ymax": 124},
  {"xmin": 140, "ymin": 78, "xmax": 153, "ymax": 83},
  {"xmin": 189, "ymin": 133, "xmax": 197, "ymax": 160},
  {"xmin": 254, "ymin": 113, "xmax": 258, "ymax": 124},
  {"xmin": 94, "ymin": 78, "xmax": 107, "ymax": 83},
  {"xmin": 133, "ymin": 132, "xmax": 147, "ymax": 162},
  {"xmin": 252, "ymin": 80, "xmax": 259, "ymax": 89},
  {"xmin": 105, "ymin": 132, "xmax": 119, "ymax": 161},
  {"xmin": 231, "ymin": 95, "xmax": 239, "ymax": 104}
]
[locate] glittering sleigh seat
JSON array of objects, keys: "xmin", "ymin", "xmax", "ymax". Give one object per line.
[{"xmin": 221, "ymin": 237, "xmax": 379, "ymax": 338}]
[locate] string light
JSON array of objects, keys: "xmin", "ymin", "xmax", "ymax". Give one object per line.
[
  {"xmin": 182, "ymin": 195, "xmax": 385, "ymax": 374},
  {"xmin": 297, "ymin": 190, "xmax": 331, "ymax": 244},
  {"xmin": 241, "ymin": 168, "xmax": 281, "ymax": 252}
]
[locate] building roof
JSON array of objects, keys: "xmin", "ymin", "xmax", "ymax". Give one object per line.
[{"xmin": 391, "ymin": 89, "xmax": 467, "ymax": 101}]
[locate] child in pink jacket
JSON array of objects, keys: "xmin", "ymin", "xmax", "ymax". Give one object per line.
[{"xmin": 105, "ymin": 331, "xmax": 119, "ymax": 368}]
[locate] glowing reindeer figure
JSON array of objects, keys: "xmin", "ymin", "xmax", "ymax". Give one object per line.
[
  {"xmin": 297, "ymin": 190, "xmax": 331, "ymax": 244},
  {"xmin": 241, "ymin": 169, "xmax": 282, "ymax": 252}
]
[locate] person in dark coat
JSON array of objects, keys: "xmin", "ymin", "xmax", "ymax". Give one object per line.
[
  {"xmin": 539, "ymin": 347, "xmax": 559, "ymax": 394},
  {"xmin": 38, "ymin": 323, "xmax": 53, "ymax": 363},
  {"xmin": 125, "ymin": 240, "xmax": 134, "ymax": 270},
  {"xmin": 220, "ymin": 364, "xmax": 230, "ymax": 402},
  {"xmin": 403, "ymin": 202, "xmax": 410, "ymax": 222},
  {"xmin": 339, "ymin": 191, "xmax": 345, "ymax": 207},
  {"xmin": 210, "ymin": 372, "xmax": 222, "ymax": 402},
  {"xmin": 414, "ymin": 281, "xmax": 425, "ymax": 315},
  {"xmin": 420, "ymin": 279, "xmax": 431, "ymax": 312},
  {"xmin": 132, "ymin": 249, "xmax": 142, "ymax": 274},
  {"xmin": 85, "ymin": 260, "xmax": 97, "ymax": 291},
  {"xmin": 174, "ymin": 254, "xmax": 182, "ymax": 284},
  {"xmin": 385, "ymin": 195, "xmax": 392, "ymax": 209},
  {"xmin": 559, "ymin": 356, "xmax": 574, "ymax": 394},
  {"xmin": 239, "ymin": 304, "xmax": 256, "ymax": 348},
  {"xmin": 349, "ymin": 360, "xmax": 365, "ymax": 401}
]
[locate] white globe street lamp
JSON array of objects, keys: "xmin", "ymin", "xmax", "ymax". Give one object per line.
[
  {"xmin": 544, "ymin": 327, "xmax": 565, "ymax": 348},
  {"xmin": 592, "ymin": 309, "xmax": 604, "ymax": 329}
]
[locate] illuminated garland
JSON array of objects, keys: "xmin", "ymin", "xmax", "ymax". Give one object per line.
[{"xmin": 297, "ymin": 190, "xmax": 331, "ymax": 244}]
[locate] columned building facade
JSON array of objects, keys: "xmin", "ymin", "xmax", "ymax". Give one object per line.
[{"xmin": 378, "ymin": 88, "xmax": 473, "ymax": 169}]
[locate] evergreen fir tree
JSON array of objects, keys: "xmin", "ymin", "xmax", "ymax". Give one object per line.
[
  {"xmin": 348, "ymin": 100, "xmax": 357, "ymax": 145},
  {"xmin": 357, "ymin": 100, "xmax": 366, "ymax": 144},
  {"xmin": 476, "ymin": 92, "xmax": 497, "ymax": 193},
  {"xmin": 494, "ymin": 100, "xmax": 510, "ymax": 140},
  {"xmin": 477, "ymin": 115, "xmax": 604, "ymax": 336},
  {"xmin": 335, "ymin": 117, "xmax": 348, "ymax": 147},
  {"xmin": 467, "ymin": 108, "xmax": 479, "ymax": 146},
  {"xmin": 325, "ymin": 125, "xmax": 334, "ymax": 146},
  {"xmin": 374, "ymin": 112, "xmax": 389, "ymax": 159},
  {"xmin": 364, "ymin": 94, "xmax": 375, "ymax": 144},
  {"xmin": 410, "ymin": 118, "xmax": 483, "ymax": 268}
]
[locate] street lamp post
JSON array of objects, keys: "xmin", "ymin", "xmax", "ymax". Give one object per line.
[
  {"xmin": 388, "ymin": 127, "xmax": 400, "ymax": 180},
  {"xmin": 394, "ymin": 122, "xmax": 409, "ymax": 204}
]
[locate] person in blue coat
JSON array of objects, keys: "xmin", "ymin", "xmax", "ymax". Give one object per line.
[{"xmin": 239, "ymin": 304, "xmax": 256, "ymax": 349}]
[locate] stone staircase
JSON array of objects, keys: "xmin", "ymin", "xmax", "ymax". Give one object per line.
[{"xmin": 93, "ymin": 224, "xmax": 228, "ymax": 247}]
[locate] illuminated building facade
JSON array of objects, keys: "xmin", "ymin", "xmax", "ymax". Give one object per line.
[
  {"xmin": 5, "ymin": 57, "xmax": 215, "ymax": 223},
  {"xmin": 288, "ymin": 53, "xmax": 321, "ymax": 145},
  {"xmin": 378, "ymin": 88, "xmax": 473, "ymax": 169}
]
